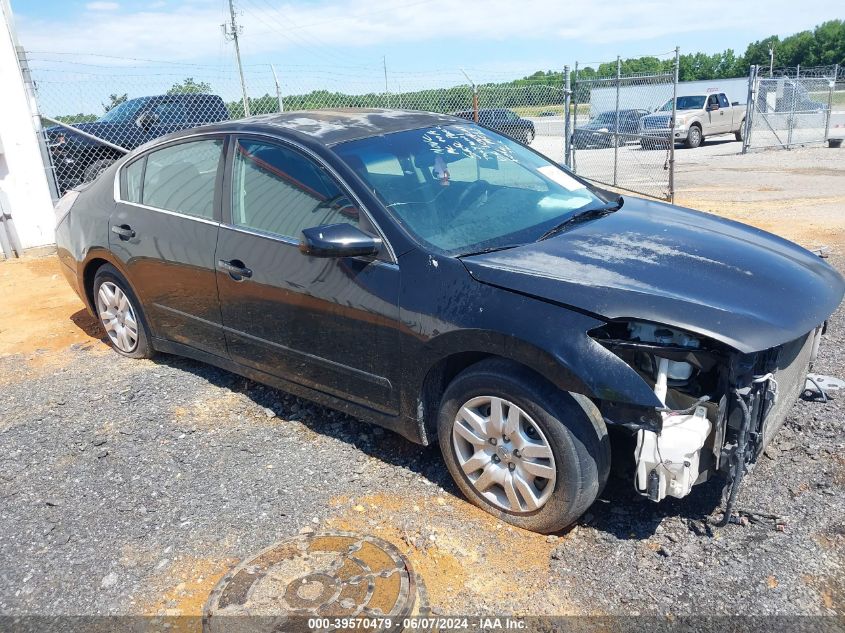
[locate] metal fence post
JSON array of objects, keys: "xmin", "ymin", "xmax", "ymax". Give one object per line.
[
  {"xmin": 824, "ymin": 63, "xmax": 838, "ymax": 141},
  {"xmin": 787, "ymin": 75, "xmax": 796, "ymax": 148},
  {"xmin": 742, "ymin": 64, "xmax": 756, "ymax": 154},
  {"xmin": 16, "ymin": 45, "xmax": 60, "ymax": 202},
  {"xmin": 668, "ymin": 47, "xmax": 679, "ymax": 203},
  {"xmin": 613, "ymin": 56, "xmax": 621, "ymax": 187},
  {"xmin": 563, "ymin": 64, "xmax": 571, "ymax": 167},
  {"xmin": 572, "ymin": 62, "xmax": 579, "ymax": 172}
]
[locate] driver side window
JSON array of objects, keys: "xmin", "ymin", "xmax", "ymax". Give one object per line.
[{"xmin": 231, "ymin": 139, "xmax": 359, "ymax": 239}]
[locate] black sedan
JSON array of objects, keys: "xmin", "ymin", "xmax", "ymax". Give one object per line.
[
  {"xmin": 572, "ymin": 109, "xmax": 648, "ymax": 149},
  {"xmin": 452, "ymin": 108, "xmax": 535, "ymax": 144},
  {"xmin": 55, "ymin": 109, "xmax": 843, "ymax": 533}
]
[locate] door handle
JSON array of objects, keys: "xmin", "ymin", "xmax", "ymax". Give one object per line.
[
  {"xmin": 218, "ymin": 259, "xmax": 253, "ymax": 279},
  {"xmin": 111, "ymin": 224, "xmax": 135, "ymax": 239}
]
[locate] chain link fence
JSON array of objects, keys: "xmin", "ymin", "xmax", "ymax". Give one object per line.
[
  {"xmin": 26, "ymin": 51, "xmax": 579, "ymax": 197},
  {"xmin": 742, "ymin": 64, "xmax": 843, "ymax": 151},
  {"xmin": 570, "ymin": 52, "xmax": 679, "ymax": 201}
]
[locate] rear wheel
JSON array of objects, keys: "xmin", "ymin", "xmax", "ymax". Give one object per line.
[
  {"xmin": 735, "ymin": 121, "xmax": 745, "ymax": 142},
  {"xmin": 437, "ymin": 359, "xmax": 610, "ymax": 533},
  {"xmin": 93, "ymin": 264, "xmax": 154, "ymax": 359},
  {"xmin": 83, "ymin": 158, "xmax": 117, "ymax": 183}
]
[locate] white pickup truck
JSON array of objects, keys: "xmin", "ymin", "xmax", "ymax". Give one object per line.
[{"xmin": 639, "ymin": 93, "xmax": 747, "ymax": 149}]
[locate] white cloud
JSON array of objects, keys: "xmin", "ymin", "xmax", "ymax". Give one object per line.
[
  {"xmin": 84, "ymin": 1, "xmax": 120, "ymax": 10},
  {"xmin": 16, "ymin": 0, "xmax": 843, "ymax": 65}
]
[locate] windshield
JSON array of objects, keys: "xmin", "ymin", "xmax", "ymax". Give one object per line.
[
  {"xmin": 99, "ymin": 97, "xmax": 150, "ymax": 123},
  {"xmin": 658, "ymin": 96, "xmax": 707, "ymax": 112},
  {"xmin": 334, "ymin": 125, "xmax": 600, "ymax": 255},
  {"xmin": 592, "ymin": 112, "xmax": 619, "ymax": 125}
]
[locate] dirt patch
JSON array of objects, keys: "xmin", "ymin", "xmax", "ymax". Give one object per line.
[
  {"xmin": 326, "ymin": 493, "xmax": 576, "ymax": 615},
  {"xmin": 140, "ymin": 554, "xmax": 238, "ymax": 632},
  {"xmin": 0, "ymin": 255, "xmax": 104, "ymax": 366}
]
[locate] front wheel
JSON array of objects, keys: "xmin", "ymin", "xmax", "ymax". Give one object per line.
[
  {"xmin": 685, "ymin": 125, "xmax": 703, "ymax": 149},
  {"xmin": 437, "ymin": 359, "xmax": 610, "ymax": 533}
]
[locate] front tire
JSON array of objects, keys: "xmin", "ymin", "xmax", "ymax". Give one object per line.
[
  {"xmin": 685, "ymin": 125, "xmax": 703, "ymax": 149},
  {"xmin": 93, "ymin": 264, "xmax": 154, "ymax": 359},
  {"xmin": 437, "ymin": 359, "xmax": 610, "ymax": 533}
]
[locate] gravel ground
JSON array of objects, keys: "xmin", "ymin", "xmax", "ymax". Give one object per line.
[{"xmin": 0, "ymin": 151, "xmax": 843, "ymax": 620}]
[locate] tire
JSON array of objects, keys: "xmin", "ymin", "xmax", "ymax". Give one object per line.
[
  {"xmin": 92, "ymin": 264, "xmax": 154, "ymax": 359},
  {"xmin": 437, "ymin": 359, "xmax": 610, "ymax": 533},
  {"xmin": 83, "ymin": 158, "xmax": 117, "ymax": 183},
  {"xmin": 684, "ymin": 125, "xmax": 703, "ymax": 149},
  {"xmin": 735, "ymin": 121, "xmax": 745, "ymax": 142}
]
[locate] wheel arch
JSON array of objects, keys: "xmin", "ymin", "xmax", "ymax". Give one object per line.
[
  {"xmin": 410, "ymin": 332, "xmax": 600, "ymax": 443},
  {"xmin": 80, "ymin": 251, "xmax": 136, "ymax": 315}
]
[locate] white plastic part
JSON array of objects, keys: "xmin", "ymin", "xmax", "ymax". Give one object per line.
[
  {"xmin": 627, "ymin": 322, "xmax": 699, "ymax": 382},
  {"xmin": 654, "ymin": 356, "xmax": 669, "ymax": 405},
  {"xmin": 635, "ymin": 406, "xmax": 712, "ymax": 502}
]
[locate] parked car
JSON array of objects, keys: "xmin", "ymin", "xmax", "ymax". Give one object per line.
[
  {"xmin": 453, "ymin": 108, "xmax": 535, "ymax": 144},
  {"xmin": 572, "ymin": 109, "xmax": 648, "ymax": 149},
  {"xmin": 54, "ymin": 109, "xmax": 843, "ymax": 533},
  {"xmin": 639, "ymin": 93, "xmax": 747, "ymax": 149},
  {"xmin": 46, "ymin": 93, "xmax": 229, "ymax": 193}
]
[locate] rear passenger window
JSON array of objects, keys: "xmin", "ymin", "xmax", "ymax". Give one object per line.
[
  {"xmin": 123, "ymin": 157, "xmax": 145, "ymax": 203},
  {"xmin": 141, "ymin": 139, "xmax": 222, "ymax": 219}
]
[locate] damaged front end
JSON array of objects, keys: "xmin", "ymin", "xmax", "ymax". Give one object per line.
[{"xmin": 590, "ymin": 320, "xmax": 823, "ymax": 520}]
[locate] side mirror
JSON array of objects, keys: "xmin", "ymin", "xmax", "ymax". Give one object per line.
[
  {"xmin": 300, "ymin": 223, "xmax": 381, "ymax": 258},
  {"xmin": 707, "ymin": 103, "xmax": 719, "ymax": 111},
  {"xmin": 136, "ymin": 112, "xmax": 158, "ymax": 128}
]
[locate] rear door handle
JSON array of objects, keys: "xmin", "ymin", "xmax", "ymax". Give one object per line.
[
  {"xmin": 111, "ymin": 224, "xmax": 135, "ymax": 239},
  {"xmin": 218, "ymin": 259, "xmax": 253, "ymax": 279}
]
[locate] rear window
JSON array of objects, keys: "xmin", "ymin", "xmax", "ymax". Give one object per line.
[
  {"xmin": 141, "ymin": 139, "xmax": 222, "ymax": 219},
  {"xmin": 123, "ymin": 158, "xmax": 144, "ymax": 203}
]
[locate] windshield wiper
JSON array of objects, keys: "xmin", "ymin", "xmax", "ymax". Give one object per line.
[
  {"xmin": 537, "ymin": 196, "xmax": 624, "ymax": 241},
  {"xmin": 457, "ymin": 244, "xmax": 522, "ymax": 258}
]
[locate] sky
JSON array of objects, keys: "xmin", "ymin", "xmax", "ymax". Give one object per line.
[{"xmin": 8, "ymin": 0, "xmax": 843, "ymax": 114}]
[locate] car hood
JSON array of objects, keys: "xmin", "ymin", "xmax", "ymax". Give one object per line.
[
  {"xmin": 46, "ymin": 121, "xmax": 138, "ymax": 148},
  {"xmin": 461, "ymin": 198, "xmax": 844, "ymax": 353}
]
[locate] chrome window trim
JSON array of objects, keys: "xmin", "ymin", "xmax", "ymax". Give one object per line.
[
  {"xmin": 118, "ymin": 200, "xmax": 221, "ymax": 227},
  {"xmin": 218, "ymin": 222, "xmax": 398, "ymax": 269},
  {"xmin": 113, "ymin": 128, "xmax": 398, "ymax": 264}
]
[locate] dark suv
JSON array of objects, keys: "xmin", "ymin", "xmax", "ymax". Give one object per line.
[
  {"xmin": 46, "ymin": 93, "xmax": 229, "ymax": 193},
  {"xmin": 453, "ymin": 108, "xmax": 536, "ymax": 144}
]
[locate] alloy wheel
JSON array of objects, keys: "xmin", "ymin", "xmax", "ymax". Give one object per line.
[
  {"xmin": 96, "ymin": 281, "xmax": 139, "ymax": 353},
  {"xmin": 451, "ymin": 396, "xmax": 556, "ymax": 513}
]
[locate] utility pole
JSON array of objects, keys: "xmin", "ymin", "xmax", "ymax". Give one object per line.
[
  {"xmin": 270, "ymin": 64, "xmax": 284, "ymax": 113},
  {"xmin": 383, "ymin": 56, "xmax": 390, "ymax": 108},
  {"xmin": 768, "ymin": 44, "xmax": 774, "ymax": 78},
  {"xmin": 223, "ymin": 0, "xmax": 250, "ymax": 117}
]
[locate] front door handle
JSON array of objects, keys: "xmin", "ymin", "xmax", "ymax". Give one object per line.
[
  {"xmin": 218, "ymin": 259, "xmax": 253, "ymax": 279},
  {"xmin": 111, "ymin": 224, "xmax": 135, "ymax": 239}
]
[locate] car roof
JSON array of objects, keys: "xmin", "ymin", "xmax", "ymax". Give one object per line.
[{"xmin": 172, "ymin": 108, "xmax": 464, "ymax": 147}]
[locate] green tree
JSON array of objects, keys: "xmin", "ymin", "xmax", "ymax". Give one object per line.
[
  {"xmin": 102, "ymin": 93, "xmax": 128, "ymax": 112},
  {"xmin": 167, "ymin": 77, "xmax": 212, "ymax": 95}
]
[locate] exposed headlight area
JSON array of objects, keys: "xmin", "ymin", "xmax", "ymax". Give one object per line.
[{"xmin": 590, "ymin": 320, "xmax": 729, "ymax": 503}]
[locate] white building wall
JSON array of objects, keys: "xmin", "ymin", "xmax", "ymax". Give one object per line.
[{"xmin": 0, "ymin": 0, "xmax": 56, "ymax": 250}]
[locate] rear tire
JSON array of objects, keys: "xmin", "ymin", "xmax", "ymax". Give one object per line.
[
  {"xmin": 93, "ymin": 264, "xmax": 154, "ymax": 359},
  {"xmin": 735, "ymin": 121, "xmax": 745, "ymax": 142},
  {"xmin": 83, "ymin": 158, "xmax": 117, "ymax": 183},
  {"xmin": 437, "ymin": 359, "xmax": 610, "ymax": 533}
]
